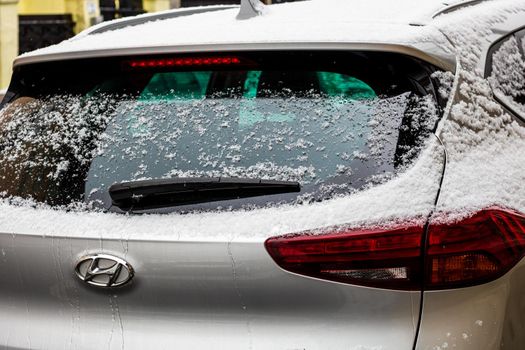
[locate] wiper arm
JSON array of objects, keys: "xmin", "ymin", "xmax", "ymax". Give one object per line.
[{"xmin": 109, "ymin": 177, "xmax": 301, "ymax": 211}]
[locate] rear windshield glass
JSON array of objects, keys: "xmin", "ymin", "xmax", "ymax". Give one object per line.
[{"xmin": 0, "ymin": 51, "xmax": 442, "ymax": 212}]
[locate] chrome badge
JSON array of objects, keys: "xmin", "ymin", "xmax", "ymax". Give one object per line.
[{"xmin": 75, "ymin": 254, "xmax": 134, "ymax": 288}]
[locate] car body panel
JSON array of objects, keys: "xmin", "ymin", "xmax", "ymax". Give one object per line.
[
  {"xmin": 0, "ymin": 234, "xmax": 421, "ymax": 350},
  {"xmin": 13, "ymin": 41, "xmax": 456, "ymax": 73},
  {"xmin": 416, "ymin": 260, "xmax": 525, "ymax": 350}
]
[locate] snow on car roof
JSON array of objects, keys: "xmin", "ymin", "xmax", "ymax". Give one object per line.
[{"xmin": 16, "ymin": 0, "xmax": 464, "ymax": 67}]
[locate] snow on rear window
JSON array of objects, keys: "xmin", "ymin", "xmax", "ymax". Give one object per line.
[
  {"xmin": 0, "ymin": 52, "xmax": 445, "ymax": 213},
  {"xmin": 0, "ymin": 95, "xmax": 112, "ymax": 206},
  {"xmin": 0, "ymin": 89, "xmax": 440, "ymax": 211}
]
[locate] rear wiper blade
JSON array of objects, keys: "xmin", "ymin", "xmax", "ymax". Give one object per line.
[{"xmin": 108, "ymin": 177, "xmax": 301, "ymax": 211}]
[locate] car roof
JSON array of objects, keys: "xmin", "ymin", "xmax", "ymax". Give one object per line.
[{"xmin": 11, "ymin": 0, "xmax": 516, "ymax": 71}]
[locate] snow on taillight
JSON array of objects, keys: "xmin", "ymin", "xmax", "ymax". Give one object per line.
[{"xmin": 265, "ymin": 208, "xmax": 525, "ymax": 290}]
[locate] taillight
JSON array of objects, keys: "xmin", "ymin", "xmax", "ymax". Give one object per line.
[
  {"xmin": 125, "ymin": 56, "xmax": 242, "ymax": 69},
  {"xmin": 265, "ymin": 226, "xmax": 424, "ymax": 290},
  {"xmin": 426, "ymin": 208, "xmax": 525, "ymax": 289},
  {"xmin": 265, "ymin": 208, "xmax": 525, "ymax": 290}
]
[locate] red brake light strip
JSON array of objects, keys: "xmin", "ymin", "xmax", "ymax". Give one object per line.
[{"xmin": 127, "ymin": 56, "xmax": 242, "ymax": 69}]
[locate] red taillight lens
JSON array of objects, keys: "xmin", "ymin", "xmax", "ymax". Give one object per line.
[
  {"xmin": 126, "ymin": 56, "xmax": 242, "ymax": 69},
  {"xmin": 265, "ymin": 226, "xmax": 425, "ymax": 290},
  {"xmin": 426, "ymin": 208, "xmax": 525, "ymax": 289},
  {"xmin": 265, "ymin": 208, "xmax": 525, "ymax": 290}
]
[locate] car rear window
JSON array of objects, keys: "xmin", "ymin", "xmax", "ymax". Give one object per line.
[{"xmin": 0, "ymin": 51, "xmax": 442, "ymax": 212}]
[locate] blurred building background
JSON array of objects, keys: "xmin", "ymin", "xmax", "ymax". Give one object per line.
[{"xmin": 0, "ymin": 0, "xmax": 297, "ymax": 88}]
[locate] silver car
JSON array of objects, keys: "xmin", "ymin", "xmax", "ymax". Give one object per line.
[{"xmin": 0, "ymin": 0, "xmax": 524, "ymax": 349}]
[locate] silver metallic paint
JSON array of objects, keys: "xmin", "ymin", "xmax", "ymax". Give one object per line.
[
  {"xmin": 0, "ymin": 234, "xmax": 421, "ymax": 349},
  {"xmin": 13, "ymin": 42, "xmax": 457, "ymax": 72}
]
